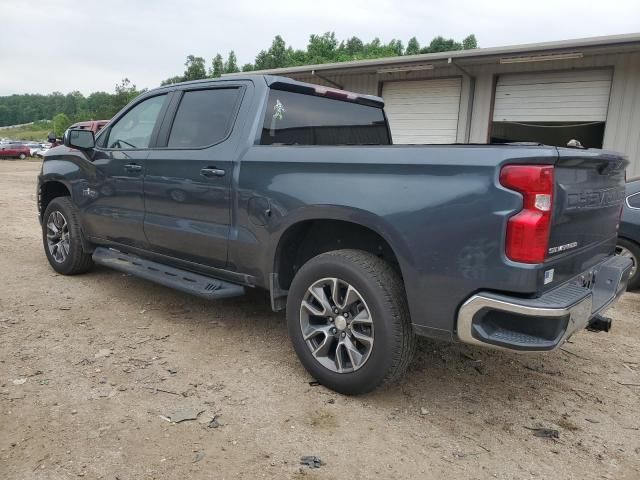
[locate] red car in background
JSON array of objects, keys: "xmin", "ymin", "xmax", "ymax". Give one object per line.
[
  {"xmin": 0, "ymin": 144, "xmax": 31, "ymax": 159},
  {"xmin": 46, "ymin": 120, "xmax": 110, "ymax": 150},
  {"xmin": 69, "ymin": 120, "xmax": 109, "ymax": 134}
]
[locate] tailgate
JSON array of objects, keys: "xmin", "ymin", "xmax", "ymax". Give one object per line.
[{"xmin": 549, "ymin": 148, "xmax": 627, "ymax": 262}]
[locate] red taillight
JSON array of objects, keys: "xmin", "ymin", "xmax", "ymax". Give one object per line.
[{"xmin": 500, "ymin": 165, "xmax": 554, "ymax": 264}]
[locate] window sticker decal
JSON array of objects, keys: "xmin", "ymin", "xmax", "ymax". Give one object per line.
[{"xmin": 273, "ymin": 99, "xmax": 285, "ymax": 120}]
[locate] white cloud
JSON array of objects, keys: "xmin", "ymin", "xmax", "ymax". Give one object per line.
[{"xmin": 0, "ymin": 0, "xmax": 638, "ymax": 95}]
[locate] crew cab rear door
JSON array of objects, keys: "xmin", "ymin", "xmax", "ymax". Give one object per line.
[{"xmin": 142, "ymin": 83, "xmax": 246, "ymax": 268}]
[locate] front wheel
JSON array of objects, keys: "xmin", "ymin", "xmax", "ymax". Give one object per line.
[
  {"xmin": 42, "ymin": 197, "xmax": 93, "ymax": 275},
  {"xmin": 286, "ymin": 249, "xmax": 415, "ymax": 395},
  {"xmin": 19, "ymin": 153, "xmax": 26, "ymax": 160},
  {"xmin": 617, "ymin": 238, "xmax": 639, "ymax": 290}
]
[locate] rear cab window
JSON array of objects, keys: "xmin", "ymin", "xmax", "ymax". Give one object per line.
[
  {"xmin": 167, "ymin": 88, "xmax": 241, "ymax": 148},
  {"xmin": 260, "ymin": 89, "xmax": 390, "ymax": 146}
]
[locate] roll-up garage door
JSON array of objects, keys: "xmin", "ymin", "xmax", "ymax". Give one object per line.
[
  {"xmin": 493, "ymin": 70, "xmax": 613, "ymax": 122},
  {"xmin": 382, "ymin": 78, "xmax": 462, "ymax": 144}
]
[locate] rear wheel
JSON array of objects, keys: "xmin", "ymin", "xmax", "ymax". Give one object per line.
[
  {"xmin": 19, "ymin": 153, "xmax": 26, "ymax": 160},
  {"xmin": 42, "ymin": 197, "xmax": 93, "ymax": 275},
  {"xmin": 286, "ymin": 249, "xmax": 415, "ymax": 395},
  {"xmin": 617, "ymin": 238, "xmax": 639, "ymax": 290}
]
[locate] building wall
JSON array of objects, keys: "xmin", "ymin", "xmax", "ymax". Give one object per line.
[{"xmin": 288, "ymin": 51, "xmax": 640, "ymax": 176}]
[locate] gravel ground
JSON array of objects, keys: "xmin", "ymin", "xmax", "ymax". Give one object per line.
[{"xmin": 1, "ymin": 160, "xmax": 639, "ymax": 480}]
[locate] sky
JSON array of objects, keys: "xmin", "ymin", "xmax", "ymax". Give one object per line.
[{"xmin": 1, "ymin": 0, "xmax": 639, "ymax": 95}]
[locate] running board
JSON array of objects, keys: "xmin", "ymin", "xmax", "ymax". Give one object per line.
[{"xmin": 92, "ymin": 247, "xmax": 245, "ymax": 300}]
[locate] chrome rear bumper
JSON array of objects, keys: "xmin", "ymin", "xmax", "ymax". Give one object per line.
[{"xmin": 456, "ymin": 255, "xmax": 632, "ymax": 352}]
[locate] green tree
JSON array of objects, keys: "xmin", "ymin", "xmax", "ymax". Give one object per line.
[
  {"xmin": 183, "ymin": 55, "xmax": 207, "ymax": 81},
  {"xmin": 160, "ymin": 75, "xmax": 184, "ymax": 86},
  {"xmin": 0, "ymin": 32, "xmax": 481, "ymax": 129},
  {"xmin": 255, "ymin": 35, "xmax": 289, "ymax": 70},
  {"xmin": 306, "ymin": 32, "xmax": 338, "ymax": 63},
  {"xmin": 112, "ymin": 78, "xmax": 141, "ymax": 114},
  {"xmin": 269, "ymin": 35, "xmax": 288, "ymax": 67},
  {"xmin": 225, "ymin": 51, "xmax": 239, "ymax": 73},
  {"xmin": 463, "ymin": 34, "xmax": 478, "ymax": 50},
  {"xmin": 210, "ymin": 54, "xmax": 225, "ymax": 78},
  {"xmin": 405, "ymin": 37, "xmax": 420, "ymax": 55},
  {"xmin": 52, "ymin": 113, "xmax": 71, "ymax": 136},
  {"xmin": 63, "ymin": 91, "xmax": 83, "ymax": 117},
  {"xmin": 387, "ymin": 39, "xmax": 404, "ymax": 56},
  {"xmin": 343, "ymin": 36, "xmax": 364, "ymax": 56},
  {"xmin": 286, "ymin": 47, "xmax": 308, "ymax": 66},
  {"xmin": 421, "ymin": 36, "xmax": 462, "ymax": 54}
]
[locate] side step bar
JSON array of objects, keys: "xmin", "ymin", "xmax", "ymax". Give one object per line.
[{"xmin": 92, "ymin": 247, "xmax": 245, "ymax": 300}]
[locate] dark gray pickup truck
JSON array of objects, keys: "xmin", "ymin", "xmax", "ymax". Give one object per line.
[{"xmin": 38, "ymin": 75, "xmax": 633, "ymax": 394}]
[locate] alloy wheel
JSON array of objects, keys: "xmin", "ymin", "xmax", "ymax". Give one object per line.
[
  {"xmin": 46, "ymin": 211, "xmax": 70, "ymax": 263},
  {"xmin": 299, "ymin": 277, "xmax": 374, "ymax": 373}
]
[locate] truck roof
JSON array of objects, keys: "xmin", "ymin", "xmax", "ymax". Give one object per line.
[{"xmin": 154, "ymin": 74, "xmax": 385, "ymax": 108}]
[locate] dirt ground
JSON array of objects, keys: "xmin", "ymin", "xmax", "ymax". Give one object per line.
[{"xmin": 1, "ymin": 160, "xmax": 639, "ymax": 480}]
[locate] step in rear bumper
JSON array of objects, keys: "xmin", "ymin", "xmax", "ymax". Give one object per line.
[{"xmin": 456, "ymin": 255, "xmax": 633, "ymax": 352}]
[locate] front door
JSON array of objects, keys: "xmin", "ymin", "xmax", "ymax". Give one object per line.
[
  {"xmin": 143, "ymin": 86, "xmax": 243, "ymax": 268},
  {"xmin": 81, "ymin": 93, "xmax": 169, "ymax": 248}
]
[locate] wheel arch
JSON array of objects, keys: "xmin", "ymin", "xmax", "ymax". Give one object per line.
[
  {"xmin": 618, "ymin": 235, "xmax": 640, "ymax": 247},
  {"xmin": 39, "ymin": 180, "xmax": 71, "ymax": 220},
  {"xmin": 269, "ymin": 209, "xmax": 414, "ymax": 311}
]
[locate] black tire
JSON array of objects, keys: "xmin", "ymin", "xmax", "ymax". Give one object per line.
[
  {"xmin": 286, "ymin": 249, "xmax": 415, "ymax": 395},
  {"xmin": 617, "ymin": 238, "xmax": 640, "ymax": 290},
  {"xmin": 42, "ymin": 197, "xmax": 93, "ymax": 275}
]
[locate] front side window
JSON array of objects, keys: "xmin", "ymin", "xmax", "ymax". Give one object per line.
[
  {"xmin": 105, "ymin": 94, "xmax": 166, "ymax": 149},
  {"xmin": 260, "ymin": 89, "xmax": 390, "ymax": 146},
  {"xmin": 167, "ymin": 88, "xmax": 241, "ymax": 148}
]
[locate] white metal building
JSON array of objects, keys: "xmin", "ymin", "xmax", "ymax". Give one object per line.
[{"xmin": 245, "ymin": 33, "xmax": 640, "ymax": 176}]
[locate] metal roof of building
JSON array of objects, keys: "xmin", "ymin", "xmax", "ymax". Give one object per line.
[{"xmin": 227, "ymin": 32, "xmax": 640, "ymax": 77}]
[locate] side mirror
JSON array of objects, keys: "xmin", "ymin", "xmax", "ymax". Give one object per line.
[{"xmin": 64, "ymin": 129, "xmax": 95, "ymax": 150}]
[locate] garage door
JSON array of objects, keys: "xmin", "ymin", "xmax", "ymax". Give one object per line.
[
  {"xmin": 493, "ymin": 70, "xmax": 613, "ymax": 122},
  {"xmin": 382, "ymin": 78, "xmax": 462, "ymax": 144}
]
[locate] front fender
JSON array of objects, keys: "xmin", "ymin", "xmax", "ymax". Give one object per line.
[{"xmin": 40, "ymin": 148, "xmax": 100, "ymax": 208}]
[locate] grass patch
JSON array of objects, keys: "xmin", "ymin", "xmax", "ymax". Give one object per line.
[{"xmin": 0, "ymin": 121, "xmax": 52, "ymax": 142}]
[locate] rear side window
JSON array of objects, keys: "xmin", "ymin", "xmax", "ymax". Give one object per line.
[
  {"xmin": 628, "ymin": 192, "xmax": 640, "ymax": 209},
  {"xmin": 260, "ymin": 89, "xmax": 390, "ymax": 145},
  {"xmin": 168, "ymin": 88, "xmax": 240, "ymax": 148}
]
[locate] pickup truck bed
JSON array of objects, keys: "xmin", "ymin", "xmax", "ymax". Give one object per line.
[{"xmin": 38, "ymin": 75, "xmax": 632, "ymax": 394}]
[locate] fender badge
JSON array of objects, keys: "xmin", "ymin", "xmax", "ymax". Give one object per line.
[{"xmin": 82, "ymin": 187, "xmax": 98, "ymax": 199}]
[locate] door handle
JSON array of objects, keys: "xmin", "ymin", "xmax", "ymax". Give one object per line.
[
  {"xmin": 124, "ymin": 163, "xmax": 142, "ymax": 172},
  {"xmin": 200, "ymin": 167, "xmax": 225, "ymax": 177}
]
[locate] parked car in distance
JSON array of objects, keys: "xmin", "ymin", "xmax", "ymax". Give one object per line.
[
  {"xmin": 0, "ymin": 143, "xmax": 31, "ymax": 159},
  {"xmin": 26, "ymin": 142, "xmax": 45, "ymax": 156},
  {"xmin": 38, "ymin": 75, "xmax": 633, "ymax": 394},
  {"xmin": 69, "ymin": 120, "xmax": 109, "ymax": 134},
  {"xmin": 618, "ymin": 178, "xmax": 640, "ymax": 289},
  {"xmin": 34, "ymin": 143, "xmax": 51, "ymax": 157}
]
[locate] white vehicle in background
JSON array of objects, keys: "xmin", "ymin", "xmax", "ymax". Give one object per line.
[
  {"xmin": 26, "ymin": 143, "xmax": 44, "ymax": 156},
  {"xmin": 34, "ymin": 143, "xmax": 52, "ymax": 158}
]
